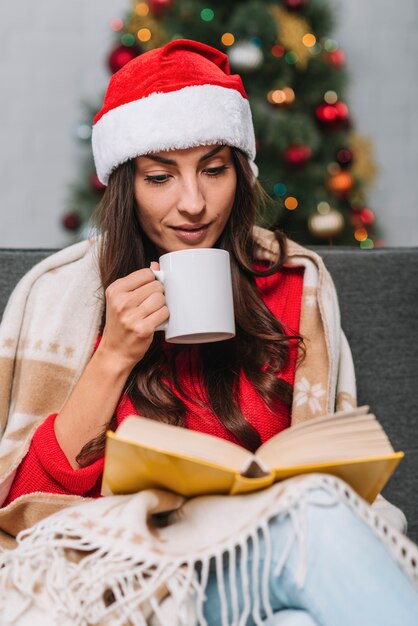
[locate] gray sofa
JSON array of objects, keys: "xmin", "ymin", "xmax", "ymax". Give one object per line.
[{"xmin": 0, "ymin": 247, "xmax": 417, "ymax": 543}]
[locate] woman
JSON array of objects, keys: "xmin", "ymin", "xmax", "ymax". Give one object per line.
[{"xmin": 0, "ymin": 39, "xmax": 417, "ymax": 626}]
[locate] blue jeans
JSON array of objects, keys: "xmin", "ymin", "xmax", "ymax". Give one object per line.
[{"xmin": 202, "ymin": 487, "xmax": 418, "ymax": 625}]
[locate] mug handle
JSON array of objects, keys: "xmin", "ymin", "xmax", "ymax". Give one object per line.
[{"xmin": 151, "ymin": 269, "xmax": 168, "ymax": 332}]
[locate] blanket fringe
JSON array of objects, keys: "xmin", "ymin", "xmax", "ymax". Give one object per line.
[{"xmin": 1, "ymin": 475, "xmax": 417, "ymax": 626}]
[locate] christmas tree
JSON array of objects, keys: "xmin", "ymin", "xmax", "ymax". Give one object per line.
[{"xmin": 64, "ymin": 0, "xmax": 378, "ymax": 247}]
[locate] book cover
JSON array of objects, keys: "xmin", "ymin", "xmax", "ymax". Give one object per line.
[{"xmin": 102, "ymin": 407, "xmax": 404, "ymax": 503}]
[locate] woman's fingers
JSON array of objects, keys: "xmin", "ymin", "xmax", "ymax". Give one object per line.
[
  {"xmin": 127, "ymin": 279, "xmax": 165, "ymax": 309},
  {"xmin": 130, "ymin": 304, "xmax": 169, "ymax": 337},
  {"xmin": 107, "ymin": 267, "xmax": 157, "ymax": 295},
  {"xmin": 135, "ymin": 289, "xmax": 167, "ymax": 320},
  {"xmin": 100, "ymin": 264, "xmax": 168, "ymax": 368}
]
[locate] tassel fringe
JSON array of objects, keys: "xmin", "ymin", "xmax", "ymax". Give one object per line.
[{"xmin": 1, "ymin": 475, "xmax": 417, "ymax": 626}]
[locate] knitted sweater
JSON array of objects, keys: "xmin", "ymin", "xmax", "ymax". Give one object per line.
[{"xmin": 4, "ymin": 266, "xmax": 304, "ymax": 505}]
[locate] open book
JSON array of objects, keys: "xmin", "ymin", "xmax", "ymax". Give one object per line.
[{"xmin": 102, "ymin": 406, "xmax": 404, "ymax": 503}]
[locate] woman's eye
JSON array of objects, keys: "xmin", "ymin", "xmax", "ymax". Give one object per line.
[
  {"xmin": 144, "ymin": 175, "xmax": 170, "ymax": 186},
  {"xmin": 204, "ymin": 165, "xmax": 228, "ymax": 177}
]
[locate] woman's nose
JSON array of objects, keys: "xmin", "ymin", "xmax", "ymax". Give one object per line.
[{"xmin": 176, "ymin": 179, "xmax": 206, "ymax": 215}]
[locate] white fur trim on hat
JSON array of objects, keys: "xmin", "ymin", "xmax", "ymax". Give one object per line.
[{"xmin": 92, "ymin": 84, "xmax": 256, "ymax": 185}]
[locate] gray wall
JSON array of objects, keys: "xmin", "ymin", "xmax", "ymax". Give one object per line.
[
  {"xmin": 0, "ymin": 0, "xmax": 417, "ymax": 247},
  {"xmin": 0, "ymin": 0, "xmax": 127, "ymax": 248},
  {"xmin": 333, "ymin": 0, "xmax": 418, "ymax": 246}
]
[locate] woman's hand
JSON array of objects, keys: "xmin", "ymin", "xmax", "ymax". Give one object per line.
[
  {"xmin": 54, "ymin": 262, "xmax": 168, "ymax": 468},
  {"xmin": 98, "ymin": 262, "xmax": 169, "ymax": 373}
]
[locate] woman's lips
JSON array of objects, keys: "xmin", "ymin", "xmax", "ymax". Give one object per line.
[{"xmin": 170, "ymin": 224, "xmax": 210, "ymax": 243}]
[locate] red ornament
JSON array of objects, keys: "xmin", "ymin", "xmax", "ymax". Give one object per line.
[
  {"xmin": 325, "ymin": 49, "xmax": 346, "ymax": 68},
  {"xmin": 149, "ymin": 0, "xmax": 174, "ymax": 16},
  {"xmin": 62, "ymin": 212, "xmax": 81, "ymax": 231},
  {"xmin": 108, "ymin": 44, "xmax": 138, "ymax": 74},
  {"xmin": 283, "ymin": 144, "xmax": 312, "ymax": 166},
  {"xmin": 90, "ymin": 172, "xmax": 106, "ymax": 193},
  {"xmin": 315, "ymin": 101, "xmax": 350, "ymax": 130},
  {"xmin": 359, "ymin": 208, "xmax": 375, "ymax": 226},
  {"xmin": 283, "ymin": 0, "xmax": 309, "ymax": 10},
  {"xmin": 336, "ymin": 147, "xmax": 353, "ymax": 168},
  {"xmin": 349, "ymin": 212, "xmax": 362, "ymax": 228}
]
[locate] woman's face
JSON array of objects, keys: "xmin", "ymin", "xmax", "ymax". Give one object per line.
[{"xmin": 133, "ymin": 144, "xmax": 237, "ymax": 255}]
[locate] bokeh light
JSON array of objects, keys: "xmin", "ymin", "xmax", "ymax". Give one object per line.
[
  {"xmin": 323, "ymin": 38, "xmax": 338, "ymax": 52},
  {"xmin": 354, "ymin": 227, "xmax": 368, "ymax": 242},
  {"xmin": 327, "ymin": 162, "xmax": 340, "ymax": 175},
  {"xmin": 121, "ymin": 33, "xmax": 136, "ymax": 46},
  {"xmin": 221, "ymin": 33, "xmax": 235, "ymax": 46},
  {"xmin": 110, "ymin": 18, "xmax": 124, "ymax": 31},
  {"xmin": 274, "ymin": 183, "xmax": 287, "ymax": 196},
  {"xmin": 267, "ymin": 87, "xmax": 295, "ymax": 105},
  {"xmin": 271, "ymin": 44, "xmax": 285, "ymax": 58},
  {"xmin": 317, "ymin": 201, "xmax": 331, "ymax": 215},
  {"xmin": 360, "ymin": 238, "xmax": 374, "ymax": 249},
  {"xmin": 324, "ymin": 90, "xmax": 338, "ymax": 104},
  {"xmin": 285, "ymin": 51, "xmax": 298, "ymax": 65},
  {"xmin": 135, "ymin": 2, "xmax": 149, "ymax": 16},
  {"xmin": 201, "ymin": 8, "xmax": 215, "ymax": 21},
  {"xmin": 302, "ymin": 33, "xmax": 316, "ymax": 47},
  {"xmin": 285, "ymin": 197, "xmax": 298, "ymax": 210},
  {"xmin": 137, "ymin": 28, "xmax": 152, "ymax": 42}
]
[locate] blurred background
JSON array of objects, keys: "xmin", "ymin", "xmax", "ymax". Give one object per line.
[{"xmin": 1, "ymin": 0, "xmax": 417, "ymax": 248}]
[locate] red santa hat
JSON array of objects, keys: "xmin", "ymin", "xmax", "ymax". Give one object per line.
[{"xmin": 92, "ymin": 39, "xmax": 257, "ymax": 185}]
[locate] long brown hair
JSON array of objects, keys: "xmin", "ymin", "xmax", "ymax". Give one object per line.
[{"xmin": 76, "ymin": 148, "xmax": 304, "ymax": 466}]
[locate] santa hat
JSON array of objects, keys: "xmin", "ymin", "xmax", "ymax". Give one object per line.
[{"xmin": 92, "ymin": 39, "xmax": 257, "ymax": 185}]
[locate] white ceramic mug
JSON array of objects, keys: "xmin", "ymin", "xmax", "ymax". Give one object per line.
[{"xmin": 152, "ymin": 248, "xmax": 235, "ymax": 344}]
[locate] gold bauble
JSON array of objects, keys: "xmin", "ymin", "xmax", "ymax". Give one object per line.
[
  {"xmin": 348, "ymin": 132, "xmax": 378, "ymax": 186},
  {"xmin": 269, "ymin": 6, "xmax": 312, "ymax": 70},
  {"xmin": 308, "ymin": 209, "xmax": 344, "ymax": 239}
]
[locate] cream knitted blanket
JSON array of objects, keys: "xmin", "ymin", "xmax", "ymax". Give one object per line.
[{"xmin": 0, "ymin": 235, "xmax": 413, "ymax": 624}]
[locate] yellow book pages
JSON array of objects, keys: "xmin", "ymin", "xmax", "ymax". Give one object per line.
[
  {"xmin": 272, "ymin": 452, "xmax": 404, "ymax": 504},
  {"xmin": 102, "ymin": 431, "xmax": 238, "ymax": 497}
]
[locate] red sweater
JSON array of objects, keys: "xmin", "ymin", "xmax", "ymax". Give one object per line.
[{"xmin": 4, "ymin": 266, "xmax": 304, "ymax": 505}]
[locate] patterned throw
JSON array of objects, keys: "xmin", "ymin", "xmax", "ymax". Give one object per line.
[{"xmin": 0, "ymin": 233, "xmax": 412, "ymax": 625}]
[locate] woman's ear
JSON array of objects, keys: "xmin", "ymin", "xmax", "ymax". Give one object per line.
[{"xmin": 252, "ymin": 225, "xmax": 280, "ymax": 262}]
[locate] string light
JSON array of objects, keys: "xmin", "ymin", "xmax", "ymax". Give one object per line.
[
  {"xmin": 323, "ymin": 38, "xmax": 338, "ymax": 52},
  {"xmin": 268, "ymin": 90, "xmax": 286, "ymax": 105},
  {"xmin": 284, "ymin": 51, "xmax": 298, "ymax": 65},
  {"xmin": 324, "ymin": 90, "xmax": 338, "ymax": 104},
  {"xmin": 354, "ymin": 227, "xmax": 368, "ymax": 242},
  {"xmin": 284, "ymin": 197, "xmax": 298, "ymax": 210},
  {"xmin": 267, "ymin": 87, "xmax": 295, "ymax": 106},
  {"xmin": 309, "ymin": 43, "xmax": 322, "ymax": 56},
  {"xmin": 360, "ymin": 238, "xmax": 374, "ymax": 249},
  {"xmin": 110, "ymin": 18, "xmax": 124, "ymax": 31},
  {"xmin": 274, "ymin": 183, "xmax": 287, "ymax": 196},
  {"xmin": 271, "ymin": 44, "xmax": 285, "ymax": 58},
  {"xmin": 221, "ymin": 33, "xmax": 235, "ymax": 46},
  {"xmin": 302, "ymin": 33, "xmax": 316, "ymax": 47},
  {"xmin": 317, "ymin": 201, "xmax": 330, "ymax": 215},
  {"xmin": 137, "ymin": 28, "xmax": 152, "ymax": 42},
  {"xmin": 135, "ymin": 2, "xmax": 149, "ymax": 16},
  {"xmin": 121, "ymin": 33, "xmax": 136, "ymax": 46},
  {"xmin": 327, "ymin": 162, "xmax": 340, "ymax": 175},
  {"xmin": 200, "ymin": 8, "xmax": 214, "ymax": 21}
]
